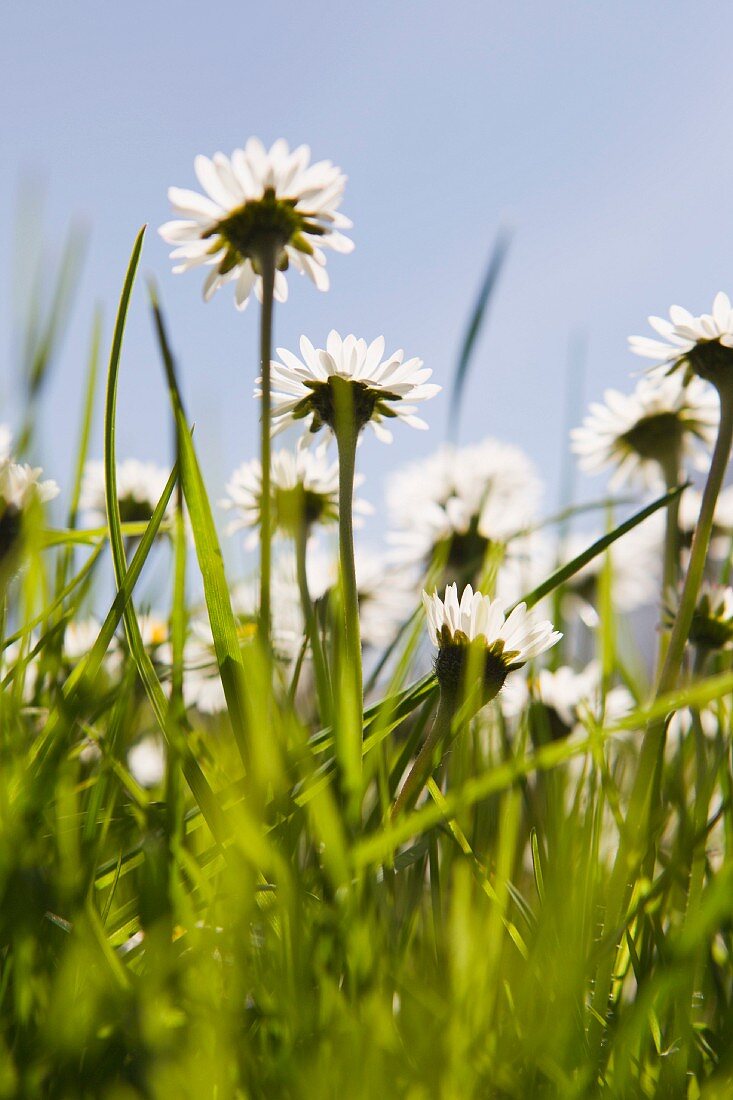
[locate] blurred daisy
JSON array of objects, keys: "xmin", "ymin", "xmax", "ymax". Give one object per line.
[
  {"xmin": 629, "ymin": 291, "xmax": 733, "ymax": 382},
  {"xmin": 80, "ymin": 459, "xmax": 172, "ymax": 528},
  {"xmin": 686, "ymin": 582, "xmax": 733, "ymax": 652},
  {"xmin": 128, "ymin": 737, "xmax": 166, "ymax": 788},
  {"xmin": 533, "ymin": 661, "xmax": 633, "ymax": 734},
  {"xmin": 558, "ymin": 524, "xmax": 661, "ymax": 627},
  {"xmin": 307, "ymin": 543, "xmax": 417, "ymax": 649},
  {"xmin": 387, "ymin": 439, "xmax": 542, "ymax": 578},
  {"xmin": 423, "ymin": 583, "xmax": 561, "ymax": 698},
  {"xmin": 263, "ymin": 331, "xmax": 440, "ymax": 443},
  {"xmin": 220, "ymin": 447, "xmax": 372, "ymax": 547},
  {"xmin": 159, "ymin": 138, "xmax": 353, "ymax": 310},
  {"xmin": 571, "ymin": 375, "xmax": 718, "ymax": 490},
  {"xmin": 0, "ymin": 461, "xmax": 59, "ymax": 561},
  {"xmin": 137, "ymin": 614, "xmax": 169, "ymax": 650}
]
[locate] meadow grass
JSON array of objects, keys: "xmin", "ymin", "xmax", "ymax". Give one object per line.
[{"xmin": 2, "ymin": 207, "xmax": 733, "ymax": 1100}]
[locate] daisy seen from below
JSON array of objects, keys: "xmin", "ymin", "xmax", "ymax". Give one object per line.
[
  {"xmin": 0, "ymin": 459, "xmax": 59, "ymax": 563},
  {"xmin": 570, "ymin": 374, "xmax": 718, "ymax": 491},
  {"xmin": 159, "ymin": 138, "xmax": 353, "ymax": 310},
  {"xmin": 629, "ymin": 291, "xmax": 733, "ymax": 385},
  {"xmin": 423, "ymin": 582, "xmax": 562, "ymax": 700},
  {"xmin": 393, "ymin": 583, "xmax": 560, "ymax": 818},
  {"xmin": 264, "ymin": 330, "xmax": 440, "ymax": 444}
]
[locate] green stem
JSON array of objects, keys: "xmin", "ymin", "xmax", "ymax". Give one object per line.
[
  {"xmin": 589, "ymin": 382, "xmax": 733, "ymax": 1065},
  {"xmin": 392, "ymin": 690, "xmax": 453, "ymax": 819},
  {"xmin": 656, "ymin": 451, "xmax": 682, "ymax": 675},
  {"xmin": 335, "ymin": 417, "xmax": 363, "ymax": 816},
  {"xmin": 294, "ymin": 526, "xmax": 332, "ymax": 725},
  {"xmin": 258, "ymin": 249, "xmax": 276, "ymax": 643}
]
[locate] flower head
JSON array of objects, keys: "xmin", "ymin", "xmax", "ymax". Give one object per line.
[
  {"xmin": 263, "ymin": 331, "xmax": 440, "ymax": 443},
  {"xmin": 629, "ymin": 292, "xmax": 733, "ymax": 386},
  {"xmin": 159, "ymin": 138, "xmax": 353, "ymax": 310},
  {"xmin": 80, "ymin": 459, "xmax": 172, "ymax": 528},
  {"xmin": 387, "ymin": 439, "xmax": 541, "ymax": 577},
  {"xmin": 571, "ymin": 375, "xmax": 717, "ymax": 489},
  {"xmin": 0, "ymin": 461, "xmax": 59, "ymax": 562},
  {"xmin": 687, "ymin": 583, "xmax": 733, "ymax": 651},
  {"xmin": 423, "ymin": 583, "xmax": 561, "ymax": 699},
  {"xmin": 220, "ymin": 447, "xmax": 371, "ymax": 546}
]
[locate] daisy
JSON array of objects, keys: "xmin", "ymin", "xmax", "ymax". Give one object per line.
[
  {"xmin": 423, "ymin": 583, "xmax": 561, "ymax": 698},
  {"xmin": 387, "ymin": 439, "xmax": 542, "ymax": 575},
  {"xmin": 128, "ymin": 737, "xmax": 166, "ymax": 788},
  {"xmin": 220, "ymin": 447, "xmax": 372, "ymax": 547},
  {"xmin": 629, "ymin": 291, "xmax": 733, "ymax": 383},
  {"xmin": 0, "ymin": 460, "xmax": 59, "ymax": 561},
  {"xmin": 533, "ymin": 661, "xmax": 633, "ymax": 733},
  {"xmin": 570, "ymin": 375, "xmax": 718, "ymax": 490},
  {"xmin": 263, "ymin": 331, "xmax": 440, "ymax": 443},
  {"xmin": 80, "ymin": 459, "xmax": 173, "ymax": 528},
  {"xmin": 159, "ymin": 138, "xmax": 353, "ymax": 310}
]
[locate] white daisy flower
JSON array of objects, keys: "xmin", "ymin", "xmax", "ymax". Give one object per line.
[
  {"xmin": 387, "ymin": 438, "xmax": 542, "ymax": 574},
  {"xmin": 629, "ymin": 291, "xmax": 733, "ymax": 382},
  {"xmin": 220, "ymin": 447, "xmax": 372, "ymax": 548},
  {"xmin": 80, "ymin": 459, "xmax": 172, "ymax": 528},
  {"xmin": 571, "ymin": 375, "xmax": 718, "ymax": 490},
  {"xmin": 128, "ymin": 736, "xmax": 166, "ymax": 788},
  {"xmin": 137, "ymin": 614, "xmax": 169, "ymax": 650},
  {"xmin": 262, "ymin": 330, "xmax": 440, "ymax": 444},
  {"xmin": 423, "ymin": 583, "xmax": 561, "ymax": 698},
  {"xmin": 159, "ymin": 138, "xmax": 353, "ymax": 310}
]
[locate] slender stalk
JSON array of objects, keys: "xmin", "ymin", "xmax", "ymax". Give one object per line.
[
  {"xmin": 335, "ymin": 417, "xmax": 363, "ymax": 813},
  {"xmin": 258, "ymin": 248, "xmax": 276, "ymax": 642},
  {"xmin": 392, "ymin": 690, "xmax": 453, "ymax": 819},
  {"xmin": 589, "ymin": 382, "xmax": 733, "ymax": 1065},
  {"xmin": 294, "ymin": 525, "xmax": 332, "ymax": 725},
  {"xmin": 656, "ymin": 450, "xmax": 682, "ymax": 674}
]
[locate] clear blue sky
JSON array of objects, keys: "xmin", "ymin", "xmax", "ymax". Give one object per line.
[{"xmin": 2, "ymin": 1, "xmax": 733, "ymax": 558}]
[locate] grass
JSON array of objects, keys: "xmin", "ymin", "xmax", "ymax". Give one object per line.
[{"xmin": 1, "ymin": 221, "xmax": 733, "ymax": 1100}]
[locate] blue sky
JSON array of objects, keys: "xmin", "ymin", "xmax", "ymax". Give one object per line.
[{"xmin": 2, "ymin": 1, "xmax": 733, "ymax": 564}]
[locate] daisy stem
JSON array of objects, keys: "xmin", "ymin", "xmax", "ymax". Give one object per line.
[
  {"xmin": 392, "ymin": 690, "xmax": 453, "ymax": 819},
  {"xmin": 589, "ymin": 381, "xmax": 733, "ymax": 1066},
  {"xmin": 294, "ymin": 526, "xmax": 332, "ymax": 726},
  {"xmin": 334, "ymin": 408, "xmax": 363, "ymax": 818},
  {"xmin": 656, "ymin": 451, "xmax": 682, "ymax": 673},
  {"xmin": 258, "ymin": 246, "xmax": 276, "ymax": 644}
]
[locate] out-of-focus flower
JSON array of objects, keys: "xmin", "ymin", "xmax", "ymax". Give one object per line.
[
  {"xmin": 0, "ymin": 460, "xmax": 59, "ymax": 562},
  {"xmin": 220, "ymin": 447, "xmax": 371, "ymax": 547},
  {"xmin": 264, "ymin": 331, "xmax": 440, "ymax": 444},
  {"xmin": 159, "ymin": 138, "xmax": 353, "ymax": 310},
  {"xmin": 387, "ymin": 439, "xmax": 542, "ymax": 580},
  {"xmin": 571, "ymin": 375, "xmax": 718, "ymax": 490},
  {"xmin": 629, "ymin": 291, "xmax": 733, "ymax": 383},
  {"xmin": 128, "ymin": 737, "xmax": 166, "ymax": 788},
  {"xmin": 558, "ymin": 523, "xmax": 661, "ymax": 627},
  {"xmin": 80, "ymin": 459, "xmax": 172, "ymax": 528}
]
